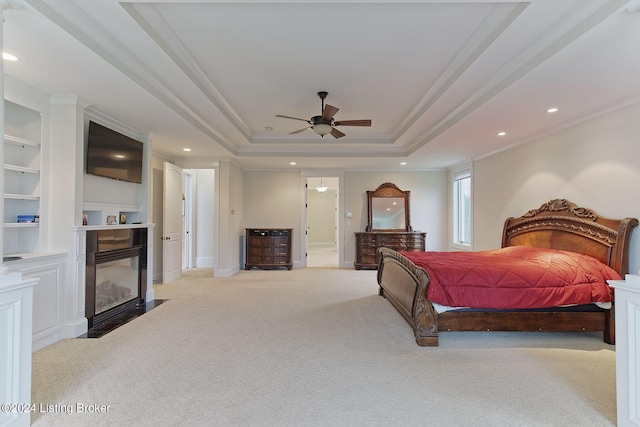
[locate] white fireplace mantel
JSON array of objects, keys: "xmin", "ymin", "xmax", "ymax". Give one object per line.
[
  {"xmin": 72, "ymin": 223, "xmax": 156, "ymax": 232},
  {"xmin": 67, "ymin": 223, "xmax": 155, "ymax": 338}
]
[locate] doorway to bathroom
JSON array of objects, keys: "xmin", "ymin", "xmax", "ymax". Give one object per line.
[{"xmin": 306, "ymin": 177, "xmax": 339, "ymax": 267}]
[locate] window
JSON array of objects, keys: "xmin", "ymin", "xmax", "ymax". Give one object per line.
[{"xmin": 452, "ymin": 168, "xmax": 472, "ymax": 248}]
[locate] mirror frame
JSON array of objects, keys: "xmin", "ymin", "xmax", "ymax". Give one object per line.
[{"xmin": 366, "ymin": 182, "xmax": 412, "ymax": 232}]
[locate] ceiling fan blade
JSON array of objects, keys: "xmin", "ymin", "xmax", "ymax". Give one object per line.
[
  {"xmin": 330, "ymin": 128, "xmax": 346, "ymax": 139},
  {"xmin": 276, "ymin": 114, "xmax": 310, "ymax": 122},
  {"xmin": 290, "ymin": 127, "xmax": 310, "ymax": 135},
  {"xmin": 322, "ymin": 104, "xmax": 339, "ymax": 120},
  {"xmin": 334, "ymin": 119, "xmax": 371, "ymax": 127}
]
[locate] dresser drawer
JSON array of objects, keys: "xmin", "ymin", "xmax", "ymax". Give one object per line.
[
  {"xmin": 245, "ymin": 228, "xmax": 293, "ymax": 270},
  {"xmin": 355, "ymin": 231, "xmax": 426, "ymax": 269}
]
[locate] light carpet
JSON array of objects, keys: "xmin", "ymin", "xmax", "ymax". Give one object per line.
[{"xmin": 31, "ymin": 268, "xmax": 616, "ymax": 426}]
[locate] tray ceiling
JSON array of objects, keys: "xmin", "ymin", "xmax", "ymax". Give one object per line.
[{"xmin": 3, "ymin": 0, "xmax": 639, "ymax": 170}]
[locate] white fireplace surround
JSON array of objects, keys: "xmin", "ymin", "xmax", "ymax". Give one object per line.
[{"xmin": 70, "ymin": 223, "xmax": 154, "ymax": 337}]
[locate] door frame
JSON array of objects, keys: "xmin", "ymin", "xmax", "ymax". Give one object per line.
[
  {"xmin": 182, "ymin": 170, "xmax": 195, "ymax": 269},
  {"xmin": 301, "ymin": 172, "xmax": 344, "ymax": 268}
]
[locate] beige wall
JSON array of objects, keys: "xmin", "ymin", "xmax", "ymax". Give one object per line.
[
  {"xmin": 244, "ymin": 171, "xmax": 303, "ymax": 265},
  {"xmin": 343, "ymin": 171, "xmax": 448, "ymax": 264},
  {"xmin": 473, "ymin": 101, "xmax": 640, "ymax": 273},
  {"xmin": 308, "ymin": 189, "xmax": 337, "ymax": 245},
  {"xmin": 228, "ymin": 162, "xmax": 245, "ymax": 270},
  {"xmin": 243, "ymin": 170, "xmax": 447, "ymax": 268},
  {"xmin": 151, "ymin": 166, "xmax": 163, "ymax": 281},
  {"xmin": 215, "ymin": 160, "xmax": 245, "ymax": 276},
  {"xmin": 154, "ymin": 103, "xmax": 640, "ymax": 275}
]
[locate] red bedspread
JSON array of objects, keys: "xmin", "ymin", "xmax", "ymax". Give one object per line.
[{"xmin": 399, "ymin": 246, "xmax": 619, "ymax": 309}]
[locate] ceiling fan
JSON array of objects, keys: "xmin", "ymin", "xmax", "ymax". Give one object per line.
[{"xmin": 276, "ymin": 91, "xmax": 371, "ymax": 139}]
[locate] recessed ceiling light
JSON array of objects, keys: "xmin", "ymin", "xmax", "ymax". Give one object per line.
[
  {"xmin": 183, "ymin": 148, "xmax": 191, "ymax": 152},
  {"xmin": 547, "ymin": 107, "xmax": 559, "ymax": 113},
  {"xmin": 400, "ymin": 162, "xmax": 407, "ymax": 165},
  {"xmin": 497, "ymin": 131, "xmax": 506, "ymax": 136},
  {"xmin": 2, "ymin": 52, "xmax": 19, "ymax": 61},
  {"xmin": 290, "ymin": 162, "xmax": 296, "ymax": 166}
]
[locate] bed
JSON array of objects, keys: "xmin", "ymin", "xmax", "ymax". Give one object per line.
[{"xmin": 377, "ymin": 199, "xmax": 638, "ymax": 346}]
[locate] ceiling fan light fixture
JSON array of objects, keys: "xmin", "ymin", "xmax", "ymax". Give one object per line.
[
  {"xmin": 276, "ymin": 92, "xmax": 371, "ymax": 139},
  {"xmin": 312, "ymin": 123, "xmax": 332, "ymax": 136}
]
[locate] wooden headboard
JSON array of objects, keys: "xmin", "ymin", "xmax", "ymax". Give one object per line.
[{"xmin": 502, "ymin": 199, "xmax": 638, "ymax": 276}]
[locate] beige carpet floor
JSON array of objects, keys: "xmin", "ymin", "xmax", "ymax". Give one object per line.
[
  {"xmin": 31, "ymin": 268, "xmax": 617, "ymax": 426},
  {"xmin": 307, "ymin": 245, "xmax": 339, "ymax": 267}
]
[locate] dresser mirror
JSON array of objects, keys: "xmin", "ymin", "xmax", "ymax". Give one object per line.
[{"xmin": 366, "ymin": 182, "xmax": 411, "ymax": 232}]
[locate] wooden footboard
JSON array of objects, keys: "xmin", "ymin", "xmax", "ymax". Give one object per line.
[{"xmin": 377, "ymin": 247, "xmax": 440, "ymax": 346}]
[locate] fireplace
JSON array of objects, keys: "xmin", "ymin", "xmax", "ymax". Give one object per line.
[{"xmin": 86, "ymin": 228, "xmax": 147, "ymax": 329}]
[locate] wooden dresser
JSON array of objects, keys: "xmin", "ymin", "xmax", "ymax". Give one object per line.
[
  {"xmin": 355, "ymin": 231, "xmax": 426, "ymax": 270},
  {"xmin": 245, "ymin": 228, "xmax": 293, "ymax": 270}
]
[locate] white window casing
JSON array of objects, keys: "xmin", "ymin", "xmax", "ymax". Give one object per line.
[{"xmin": 451, "ymin": 161, "xmax": 472, "ymax": 250}]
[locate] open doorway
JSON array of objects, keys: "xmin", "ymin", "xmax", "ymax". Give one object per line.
[
  {"xmin": 306, "ymin": 177, "xmax": 339, "ymax": 267},
  {"xmin": 181, "ymin": 169, "xmax": 215, "ymax": 271}
]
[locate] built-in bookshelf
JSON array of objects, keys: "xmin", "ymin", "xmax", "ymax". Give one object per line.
[{"xmin": 3, "ymin": 100, "xmax": 43, "ymax": 255}]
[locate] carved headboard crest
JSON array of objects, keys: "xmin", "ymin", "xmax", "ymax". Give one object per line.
[
  {"xmin": 503, "ymin": 198, "xmax": 638, "ymax": 275},
  {"xmin": 522, "ymin": 199, "xmax": 597, "ymax": 221}
]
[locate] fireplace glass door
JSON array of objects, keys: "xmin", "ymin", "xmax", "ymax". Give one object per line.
[
  {"xmin": 95, "ymin": 255, "xmax": 139, "ymax": 316},
  {"xmin": 86, "ymin": 228, "xmax": 147, "ymax": 329}
]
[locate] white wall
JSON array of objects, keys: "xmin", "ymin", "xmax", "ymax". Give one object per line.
[
  {"xmin": 82, "ymin": 114, "xmax": 145, "ymax": 208},
  {"xmin": 195, "ymin": 169, "xmax": 215, "ymax": 267},
  {"xmin": 150, "ymin": 157, "xmax": 239, "ymax": 277},
  {"xmin": 473, "ymin": 101, "xmax": 640, "ymax": 274}
]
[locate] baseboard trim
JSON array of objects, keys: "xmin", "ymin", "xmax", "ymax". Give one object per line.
[
  {"xmin": 196, "ymin": 256, "xmax": 214, "ymax": 268},
  {"xmin": 215, "ymin": 265, "xmax": 239, "ymax": 278},
  {"xmin": 64, "ymin": 317, "xmax": 88, "ymax": 338}
]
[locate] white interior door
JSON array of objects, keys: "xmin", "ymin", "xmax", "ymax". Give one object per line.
[{"xmin": 163, "ymin": 162, "xmax": 183, "ymax": 283}]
